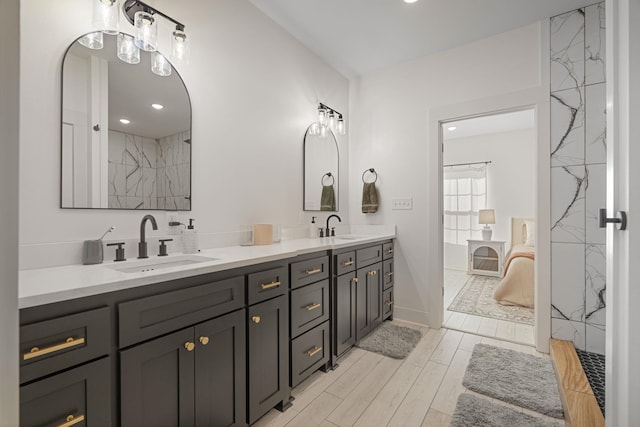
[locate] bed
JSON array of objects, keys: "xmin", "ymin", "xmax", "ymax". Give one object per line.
[{"xmin": 492, "ymin": 217, "xmax": 535, "ymax": 308}]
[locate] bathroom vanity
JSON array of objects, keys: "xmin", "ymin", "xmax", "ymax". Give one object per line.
[{"xmin": 18, "ymin": 233, "xmax": 394, "ymax": 426}]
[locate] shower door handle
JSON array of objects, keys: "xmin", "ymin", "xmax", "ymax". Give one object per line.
[{"xmin": 598, "ymin": 208, "xmax": 627, "ymax": 230}]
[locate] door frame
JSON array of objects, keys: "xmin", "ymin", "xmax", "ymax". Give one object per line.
[{"xmin": 426, "ymin": 87, "xmax": 551, "ymax": 352}]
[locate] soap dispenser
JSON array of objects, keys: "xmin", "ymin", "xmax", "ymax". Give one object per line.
[
  {"xmin": 182, "ymin": 218, "xmax": 199, "ymax": 254},
  {"xmin": 309, "ymin": 216, "xmax": 317, "ymax": 238}
]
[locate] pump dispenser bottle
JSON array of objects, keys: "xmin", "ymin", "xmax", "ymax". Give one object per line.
[
  {"xmin": 182, "ymin": 218, "xmax": 199, "ymax": 254},
  {"xmin": 309, "ymin": 216, "xmax": 317, "ymax": 238}
]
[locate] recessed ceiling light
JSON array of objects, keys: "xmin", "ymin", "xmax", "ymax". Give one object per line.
[
  {"xmin": 404, "ymin": 0, "xmax": 419, "ymax": 3},
  {"xmin": 447, "ymin": 126, "xmax": 457, "ymax": 131},
  {"xmin": 151, "ymin": 103, "xmax": 164, "ymax": 110},
  {"xmin": 120, "ymin": 118, "xmax": 130, "ymax": 124}
]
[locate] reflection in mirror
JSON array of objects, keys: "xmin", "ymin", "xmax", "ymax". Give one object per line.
[
  {"xmin": 303, "ymin": 124, "xmax": 339, "ymax": 211},
  {"xmin": 61, "ymin": 32, "xmax": 192, "ymax": 210}
]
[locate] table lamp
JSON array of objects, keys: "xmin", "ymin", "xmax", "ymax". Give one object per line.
[{"xmin": 479, "ymin": 209, "xmax": 495, "ymax": 240}]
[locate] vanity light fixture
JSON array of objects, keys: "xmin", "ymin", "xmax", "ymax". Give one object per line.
[
  {"xmin": 93, "ymin": 0, "xmax": 119, "ymax": 35},
  {"xmin": 316, "ymin": 103, "xmax": 346, "ymax": 136},
  {"xmin": 151, "ymin": 103, "xmax": 164, "ymax": 110},
  {"xmin": 117, "ymin": 33, "xmax": 140, "ymax": 64},
  {"xmin": 151, "ymin": 52, "xmax": 172, "ymax": 77},
  {"xmin": 78, "ymin": 31, "xmax": 104, "ymax": 50},
  {"xmin": 120, "ymin": 118, "xmax": 131, "ymax": 124}
]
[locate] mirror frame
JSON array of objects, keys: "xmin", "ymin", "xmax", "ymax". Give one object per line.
[
  {"xmin": 59, "ymin": 32, "xmax": 193, "ymax": 211},
  {"xmin": 303, "ymin": 124, "xmax": 339, "ymax": 212}
]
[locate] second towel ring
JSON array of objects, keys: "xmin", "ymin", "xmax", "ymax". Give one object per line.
[
  {"xmin": 322, "ymin": 172, "xmax": 335, "ymax": 186},
  {"xmin": 362, "ymin": 168, "xmax": 377, "ymax": 184}
]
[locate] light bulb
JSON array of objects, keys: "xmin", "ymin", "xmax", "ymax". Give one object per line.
[
  {"xmin": 337, "ymin": 117, "xmax": 346, "ymax": 135},
  {"xmin": 117, "ymin": 33, "xmax": 140, "ymax": 64},
  {"xmin": 78, "ymin": 32, "xmax": 104, "ymax": 50},
  {"xmin": 171, "ymin": 30, "xmax": 189, "ymax": 64},
  {"xmin": 328, "ymin": 110, "xmax": 336, "ymax": 130},
  {"xmin": 134, "ymin": 11, "xmax": 157, "ymax": 52},
  {"xmin": 93, "ymin": 0, "xmax": 119, "ymax": 35},
  {"xmin": 151, "ymin": 52, "xmax": 172, "ymax": 77},
  {"xmin": 318, "ymin": 106, "xmax": 327, "ymax": 126},
  {"xmin": 320, "ymin": 124, "xmax": 327, "ymax": 138},
  {"xmin": 309, "ymin": 122, "xmax": 319, "ymax": 136}
]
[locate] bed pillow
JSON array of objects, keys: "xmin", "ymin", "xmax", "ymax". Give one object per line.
[{"xmin": 524, "ymin": 220, "xmax": 535, "ymax": 246}]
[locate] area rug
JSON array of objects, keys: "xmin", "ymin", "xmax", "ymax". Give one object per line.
[
  {"xmin": 448, "ymin": 274, "xmax": 534, "ymax": 325},
  {"xmin": 356, "ymin": 321, "xmax": 422, "ymax": 359},
  {"xmin": 463, "ymin": 344, "xmax": 564, "ymax": 419},
  {"xmin": 451, "ymin": 394, "xmax": 564, "ymax": 427}
]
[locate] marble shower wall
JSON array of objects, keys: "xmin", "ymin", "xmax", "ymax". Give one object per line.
[
  {"xmin": 108, "ymin": 130, "xmax": 191, "ymax": 210},
  {"xmin": 550, "ymin": 2, "xmax": 606, "ymax": 354}
]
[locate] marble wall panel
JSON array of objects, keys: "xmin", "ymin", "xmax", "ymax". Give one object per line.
[
  {"xmin": 551, "ymin": 9, "xmax": 585, "ymax": 92},
  {"xmin": 551, "ymin": 165, "xmax": 586, "ymax": 243},
  {"xmin": 552, "ymin": 318, "xmax": 586, "ymax": 350},
  {"xmin": 585, "ymin": 3, "xmax": 606, "ymax": 85},
  {"xmin": 585, "ymin": 83, "xmax": 607, "ymax": 165},
  {"xmin": 585, "ymin": 164, "xmax": 606, "ymax": 244},
  {"xmin": 585, "ymin": 244, "xmax": 606, "ymax": 326},
  {"xmin": 551, "ymin": 242, "xmax": 585, "ymax": 321},
  {"xmin": 551, "ymin": 87, "xmax": 585, "ymax": 167}
]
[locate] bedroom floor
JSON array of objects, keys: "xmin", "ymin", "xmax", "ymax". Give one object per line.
[{"xmin": 443, "ymin": 269, "xmax": 535, "ymax": 347}]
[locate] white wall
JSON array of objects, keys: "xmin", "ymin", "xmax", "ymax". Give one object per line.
[
  {"xmin": 19, "ymin": 0, "xmax": 349, "ymax": 268},
  {"xmin": 443, "ymin": 128, "xmax": 536, "ymax": 270},
  {"xmin": 0, "ymin": 0, "xmax": 20, "ymax": 422},
  {"xmin": 348, "ymin": 23, "xmax": 543, "ymax": 325}
]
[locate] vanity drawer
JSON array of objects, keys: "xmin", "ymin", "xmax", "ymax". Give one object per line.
[
  {"xmin": 20, "ymin": 357, "xmax": 111, "ymax": 427},
  {"xmin": 383, "ymin": 288, "xmax": 394, "ymax": 320},
  {"xmin": 356, "ymin": 245, "xmax": 382, "ymax": 267},
  {"xmin": 383, "ymin": 258, "xmax": 394, "ymax": 290},
  {"xmin": 290, "ymin": 279, "xmax": 330, "ymax": 338},
  {"xmin": 383, "ymin": 242, "xmax": 394, "ymax": 260},
  {"xmin": 290, "ymin": 256, "xmax": 329, "ymax": 289},
  {"xmin": 291, "ymin": 321, "xmax": 330, "ymax": 387},
  {"xmin": 119, "ymin": 276, "xmax": 245, "ymax": 348},
  {"xmin": 247, "ymin": 266, "xmax": 288, "ymax": 305},
  {"xmin": 334, "ymin": 251, "xmax": 356, "ymax": 276},
  {"xmin": 20, "ymin": 306, "xmax": 110, "ymax": 384}
]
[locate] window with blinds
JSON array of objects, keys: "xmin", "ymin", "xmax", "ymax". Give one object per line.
[{"xmin": 443, "ymin": 164, "xmax": 487, "ymax": 245}]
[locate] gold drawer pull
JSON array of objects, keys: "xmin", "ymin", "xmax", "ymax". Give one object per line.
[
  {"xmin": 260, "ymin": 281, "xmax": 281, "ymax": 290},
  {"xmin": 305, "ymin": 268, "xmax": 321, "ymax": 275},
  {"xmin": 57, "ymin": 414, "xmax": 85, "ymax": 427},
  {"xmin": 342, "ymin": 260, "xmax": 353, "ymax": 266},
  {"xmin": 352, "ymin": 277, "xmax": 359, "ymax": 283},
  {"xmin": 305, "ymin": 303, "xmax": 321, "ymax": 311},
  {"xmin": 386, "ymin": 300, "xmax": 394, "ymax": 306},
  {"xmin": 385, "ymin": 272, "xmax": 394, "ymax": 277},
  {"xmin": 368, "ymin": 270, "xmax": 378, "ymax": 276},
  {"xmin": 386, "ymin": 249, "xmax": 394, "ymax": 254},
  {"xmin": 307, "ymin": 346, "xmax": 322, "ymax": 357},
  {"xmin": 252, "ymin": 316, "xmax": 261, "ymax": 324},
  {"xmin": 24, "ymin": 337, "xmax": 85, "ymax": 361},
  {"xmin": 184, "ymin": 342, "xmax": 195, "ymax": 352},
  {"xmin": 199, "ymin": 336, "xmax": 209, "ymax": 345}
]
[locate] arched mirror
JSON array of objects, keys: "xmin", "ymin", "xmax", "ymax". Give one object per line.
[
  {"xmin": 303, "ymin": 124, "xmax": 339, "ymax": 211},
  {"xmin": 60, "ymin": 32, "xmax": 192, "ymax": 210}
]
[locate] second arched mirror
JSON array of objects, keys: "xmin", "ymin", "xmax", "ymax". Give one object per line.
[{"xmin": 303, "ymin": 124, "xmax": 339, "ymax": 211}]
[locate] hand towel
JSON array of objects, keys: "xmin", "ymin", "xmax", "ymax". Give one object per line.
[
  {"xmin": 362, "ymin": 182, "xmax": 378, "ymax": 213},
  {"xmin": 320, "ymin": 185, "xmax": 336, "ymax": 211}
]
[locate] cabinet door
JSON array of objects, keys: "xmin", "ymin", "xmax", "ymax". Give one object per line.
[
  {"xmin": 21, "ymin": 357, "xmax": 111, "ymax": 427},
  {"xmin": 248, "ymin": 295, "xmax": 289, "ymax": 424},
  {"xmin": 355, "ymin": 266, "xmax": 370, "ymax": 341},
  {"xmin": 368, "ymin": 262, "xmax": 383, "ymax": 332},
  {"xmin": 120, "ymin": 328, "xmax": 195, "ymax": 427},
  {"xmin": 334, "ymin": 272, "xmax": 357, "ymax": 356},
  {"xmin": 194, "ymin": 310, "xmax": 246, "ymax": 427}
]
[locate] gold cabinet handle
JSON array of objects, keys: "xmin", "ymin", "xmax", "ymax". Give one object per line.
[
  {"xmin": 57, "ymin": 414, "xmax": 85, "ymax": 427},
  {"xmin": 307, "ymin": 346, "xmax": 322, "ymax": 357},
  {"xmin": 251, "ymin": 316, "xmax": 261, "ymax": 324},
  {"xmin": 199, "ymin": 336, "xmax": 209, "ymax": 345},
  {"xmin": 368, "ymin": 270, "xmax": 378, "ymax": 276},
  {"xmin": 260, "ymin": 281, "xmax": 281, "ymax": 290},
  {"xmin": 352, "ymin": 277, "xmax": 359, "ymax": 283},
  {"xmin": 305, "ymin": 268, "xmax": 321, "ymax": 275},
  {"xmin": 305, "ymin": 303, "xmax": 321, "ymax": 311},
  {"xmin": 184, "ymin": 342, "xmax": 195, "ymax": 352},
  {"xmin": 385, "ymin": 272, "xmax": 394, "ymax": 276},
  {"xmin": 386, "ymin": 249, "xmax": 394, "ymax": 254},
  {"xmin": 386, "ymin": 300, "xmax": 394, "ymax": 306},
  {"xmin": 23, "ymin": 337, "xmax": 85, "ymax": 361},
  {"xmin": 342, "ymin": 260, "xmax": 353, "ymax": 266}
]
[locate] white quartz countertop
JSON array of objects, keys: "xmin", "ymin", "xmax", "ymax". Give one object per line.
[{"xmin": 19, "ymin": 233, "xmax": 395, "ymax": 309}]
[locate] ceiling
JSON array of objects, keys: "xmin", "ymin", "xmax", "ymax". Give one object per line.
[
  {"xmin": 443, "ymin": 109, "xmax": 535, "ymax": 141},
  {"xmin": 250, "ymin": 0, "xmax": 595, "ymax": 77}
]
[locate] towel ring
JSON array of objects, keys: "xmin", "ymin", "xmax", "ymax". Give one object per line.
[
  {"xmin": 321, "ymin": 172, "xmax": 335, "ymax": 186},
  {"xmin": 362, "ymin": 168, "xmax": 378, "ymax": 184}
]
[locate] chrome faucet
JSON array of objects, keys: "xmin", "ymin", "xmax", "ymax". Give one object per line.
[
  {"xmin": 326, "ymin": 214, "xmax": 342, "ymax": 237},
  {"xmin": 138, "ymin": 214, "xmax": 158, "ymax": 259}
]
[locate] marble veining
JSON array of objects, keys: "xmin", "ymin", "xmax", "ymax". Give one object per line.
[
  {"xmin": 551, "ymin": 242, "xmax": 585, "ymax": 321},
  {"xmin": 585, "ymin": 164, "xmax": 606, "ymax": 244},
  {"xmin": 551, "ymin": 87, "xmax": 585, "ymax": 167},
  {"xmin": 551, "ymin": 9, "xmax": 585, "ymax": 92},
  {"xmin": 585, "ymin": 244, "xmax": 606, "ymax": 326},
  {"xmin": 585, "ymin": 3, "xmax": 606, "ymax": 85},
  {"xmin": 585, "ymin": 83, "xmax": 607, "ymax": 165},
  {"xmin": 551, "ymin": 166, "xmax": 587, "ymax": 243},
  {"xmin": 552, "ymin": 318, "xmax": 586, "ymax": 351}
]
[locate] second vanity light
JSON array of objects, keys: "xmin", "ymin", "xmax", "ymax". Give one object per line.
[{"xmin": 310, "ymin": 103, "xmax": 346, "ymax": 137}]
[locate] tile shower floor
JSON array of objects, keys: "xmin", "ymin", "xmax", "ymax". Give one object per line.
[{"xmin": 443, "ymin": 269, "xmax": 535, "ymax": 347}]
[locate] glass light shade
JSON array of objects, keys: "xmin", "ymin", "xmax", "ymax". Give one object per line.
[
  {"xmin": 328, "ymin": 111, "xmax": 336, "ymax": 130},
  {"xmin": 479, "ymin": 209, "xmax": 496, "ymax": 225},
  {"xmin": 319, "ymin": 124, "xmax": 327, "ymax": 139},
  {"xmin": 318, "ymin": 107, "xmax": 327, "ymax": 125},
  {"xmin": 337, "ymin": 118, "xmax": 346, "ymax": 135},
  {"xmin": 171, "ymin": 30, "xmax": 189, "ymax": 64},
  {"xmin": 151, "ymin": 52, "xmax": 172, "ymax": 77},
  {"xmin": 309, "ymin": 122, "xmax": 319, "ymax": 136},
  {"xmin": 117, "ymin": 33, "xmax": 140, "ymax": 64},
  {"xmin": 78, "ymin": 32, "xmax": 104, "ymax": 50},
  {"xmin": 134, "ymin": 11, "xmax": 157, "ymax": 52},
  {"xmin": 93, "ymin": 0, "xmax": 119, "ymax": 35}
]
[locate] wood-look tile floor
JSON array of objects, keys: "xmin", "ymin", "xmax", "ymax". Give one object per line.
[
  {"xmin": 254, "ymin": 321, "xmax": 558, "ymax": 427},
  {"xmin": 442, "ymin": 269, "xmax": 535, "ymax": 347}
]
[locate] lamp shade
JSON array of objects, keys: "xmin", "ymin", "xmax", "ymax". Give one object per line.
[{"xmin": 478, "ymin": 209, "xmax": 495, "ymax": 225}]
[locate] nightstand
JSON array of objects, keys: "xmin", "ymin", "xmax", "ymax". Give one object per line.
[{"xmin": 467, "ymin": 240, "xmax": 506, "ymax": 277}]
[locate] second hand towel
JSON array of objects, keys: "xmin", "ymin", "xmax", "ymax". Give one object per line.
[{"xmin": 362, "ymin": 182, "xmax": 378, "ymax": 213}]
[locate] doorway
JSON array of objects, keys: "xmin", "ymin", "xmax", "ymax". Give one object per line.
[{"xmin": 441, "ymin": 110, "xmax": 536, "ymax": 346}]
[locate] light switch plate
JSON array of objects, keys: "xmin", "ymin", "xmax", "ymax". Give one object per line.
[{"xmin": 392, "ymin": 197, "xmax": 413, "ymax": 210}]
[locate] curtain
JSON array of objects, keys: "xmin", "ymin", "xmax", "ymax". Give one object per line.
[{"xmin": 443, "ymin": 164, "xmax": 487, "ymax": 245}]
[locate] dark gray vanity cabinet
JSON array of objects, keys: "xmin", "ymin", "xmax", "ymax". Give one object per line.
[
  {"xmin": 120, "ymin": 309, "xmax": 246, "ymax": 427},
  {"xmin": 355, "ymin": 262, "xmax": 383, "ymax": 341},
  {"xmin": 333, "ymin": 270, "xmax": 357, "ymax": 357}
]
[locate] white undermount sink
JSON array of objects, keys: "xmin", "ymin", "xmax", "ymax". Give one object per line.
[
  {"xmin": 107, "ymin": 255, "xmax": 217, "ymax": 274},
  {"xmin": 333, "ymin": 234, "xmax": 367, "ymax": 240}
]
